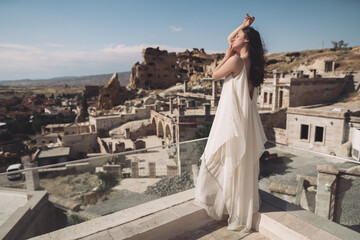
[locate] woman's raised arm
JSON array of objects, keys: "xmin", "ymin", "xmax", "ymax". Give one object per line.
[{"xmin": 227, "ymin": 14, "xmax": 255, "ymax": 45}]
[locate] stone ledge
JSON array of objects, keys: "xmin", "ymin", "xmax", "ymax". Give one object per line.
[
  {"xmin": 30, "ymin": 189, "xmax": 360, "ymax": 240},
  {"xmin": 269, "ymin": 182, "xmax": 297, "ymax": 195},
  {"xmin": 0, "ymin": 190, "xmax": 47, "ymax": 240},
  {"xmin": 317, "ymin": 165, "xmax": 339, "ymax": 175},
  {"xmin": 31, "ymin": 189, "xmax": 196, "ymax": 240},
  {"xmin": 260, "ymin": 190, "xmax": 360, "ymax": 240}
]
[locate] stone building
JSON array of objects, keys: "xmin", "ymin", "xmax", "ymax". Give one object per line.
[
  {"xmin": 149, "ymin": 96, "xmax": 216, "ymax": 174},
  {"xmin": 89, "ymin": 106, "xmax": 151, "ymax": 134},
  {"xmin": 61, "ymin": 132, "xmax": 99, "ymax": 158},
  {"xmin": 258, "ymin": 59, "xmax": 352, "ymax": 111},
  {"xmin": 38, "ymin": 122, "xmax": 96, "ymax": 148},
  {"xmin": 41, "ymin": 122, "xmax": 95, "ymax": 136},
  {"xmin": 128, "ymin": 47, "xmax": 223, "ymax": 90},
  {"xmin": 285, "ymin": 102, "xmax": 360, "ymax": 157},
  {"xmin": 37, "ymin": 121, "xmax": 99, "ymax": 159}
]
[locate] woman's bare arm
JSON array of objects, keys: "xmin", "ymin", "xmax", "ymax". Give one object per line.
[
  {"xmin": 227, "ymin": 14, "xmax": 255, "ymax": 45},
  {"xmin": 212, "ymin": 46, "xmax": 243, "ymax": 81}
]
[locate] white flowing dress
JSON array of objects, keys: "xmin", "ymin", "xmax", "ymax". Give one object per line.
[{"xmin": 194, "ymin": 59, "xmax": 267, "ymax": 232}]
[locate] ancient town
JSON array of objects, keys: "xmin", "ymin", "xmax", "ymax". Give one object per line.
[{"xmin": 1, "ymin": 45, "xmax": 360, "ymax": 239}]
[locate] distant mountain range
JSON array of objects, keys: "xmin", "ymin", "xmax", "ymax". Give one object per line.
[{"xmin": 0, "ymin": 71, "xmax": 131, "ymax": 87}]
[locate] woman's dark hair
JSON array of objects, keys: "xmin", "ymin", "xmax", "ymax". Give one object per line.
[{"xmin": 242, "ymin": 26, "xmax": 266, "ymax": 87}]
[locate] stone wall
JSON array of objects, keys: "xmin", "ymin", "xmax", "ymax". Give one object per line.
[
  {"xmin": 89, "ymin": 107, "xmax": 151, "ymax": 132},
  {"xmin": 64, "ymin": 123, "xmax": 95, "ymax": 135},
  {"xmin": 289, "ymin": 76, "xmax": 351, "ymax": 107},
  {"xmin": 129, "ymin": 47, "xmax": 224, "ymax": 90},
  {"xmin": 36, "ymin": 134, "xmax": 59, "ymax": 148},
  {"xmin": 274, "ymin": 127, "xmax": 287, "ymax": 145},
  {"xmin": 61, "ymin": 132, "xmax": 99, "ymax": 158},
  {"xmin": 258, "ymin": 79, "xmax": 291, "ymax": 110},
  {"xmin": 286, "ymin": 109, "xmax": 347, "ymax": 155},
  {"xmin": 259, "ymin": 108, "xmax": 287, "ymax": 141},
  {"xmin": 0, "ymin": 191, "xmax": 65, "ymax": 240}
]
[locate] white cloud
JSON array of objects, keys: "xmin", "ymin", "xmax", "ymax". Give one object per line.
[
  {"xmin": 104, "ymin": 44, "xmax": 188, "ymax": 54},
  {"xmin": 0, "ymin": 42, "xmax": 221, "ymax": 80},
  {"xmin": 0, "ymin": 43, "xmax": 39, "ymax": 51},
  {"xmin": 169, "ymin": 25, "xmax": 184, "ymax": 32}
]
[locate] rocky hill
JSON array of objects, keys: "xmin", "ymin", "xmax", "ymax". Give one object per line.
[{"xmin": 265, "ymin": 46, "xmax": 360, "ymax": 72}]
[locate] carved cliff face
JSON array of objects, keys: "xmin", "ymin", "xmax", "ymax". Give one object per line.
[
  {"xmin": 128, "ymin": 47, "xmax": 224, "ymax": 90},
  {"xmin": 98, "ymin": 73, "xmax": 137, "ymax": 110}
]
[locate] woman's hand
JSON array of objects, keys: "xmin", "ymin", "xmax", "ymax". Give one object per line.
[
  {"xmin": 228, "ymin": 13, "xmax": 255, "ymax": 45},
  {"xmin": 225, "ymin": 44, "xmax": 236, "ymax": 58},
  {"xmin": 242, "ymin": 13, "xmax": 255, "ymax": 28}
]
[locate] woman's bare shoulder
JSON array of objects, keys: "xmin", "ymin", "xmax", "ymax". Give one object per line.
[{"xmin": 229, "ymin": 55, "xmax": 245, "ymax": 68}]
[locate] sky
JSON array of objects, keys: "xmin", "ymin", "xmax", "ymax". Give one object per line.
[{"xmin": 0, "ymin": 0, "xmax": 359, "ymax": 81}]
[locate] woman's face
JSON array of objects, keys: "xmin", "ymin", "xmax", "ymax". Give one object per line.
[{"xmin": 231, "ymin": 30, "xmax": 248, "ymax": 50}]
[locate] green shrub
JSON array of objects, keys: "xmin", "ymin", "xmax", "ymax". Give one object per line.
[{"xmin": 96, "ymin": 172, "xmax": 118, "ymax": 190}]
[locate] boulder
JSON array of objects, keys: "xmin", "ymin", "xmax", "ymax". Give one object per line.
[
  {"xmin": 109, "ymin": 119, "xmax": 155, "ymax": 138},
  {"xmin": 159, "ymin": 85, "xmax": 184, "ymax": 98},
  {"xmin": 144, "ymin": 95, "xmax": 156, "ymax": 105}
]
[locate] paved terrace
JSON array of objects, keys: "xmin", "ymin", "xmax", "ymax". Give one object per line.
[{"xmin": 31, "ymin": 188, "xmax": 359, "ymax": 240}]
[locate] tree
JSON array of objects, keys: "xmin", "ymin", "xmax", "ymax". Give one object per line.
[
  {"xmin": 81, "ymin": 92, "xmax": 89, "ymax": 118},
  {"xmin": 36, "ymin": 93, "xmax": 46, "ymax": 99},
  {"xmin": 331, "ymin": 40, "xmax": 349, "ymax": 50}
]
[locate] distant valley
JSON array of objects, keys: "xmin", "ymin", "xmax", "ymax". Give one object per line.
[{"xmin": 0, "ymin": 71, "xmax": 131, "ymax": 88}]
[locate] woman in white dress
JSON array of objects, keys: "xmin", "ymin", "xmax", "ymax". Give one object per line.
[{"xmin": 194, "ymin": 14, "xmax": 267, "ymax": 232}]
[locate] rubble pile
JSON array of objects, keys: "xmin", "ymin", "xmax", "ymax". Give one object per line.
[{"xmin": 144, "ymin": 172, "xmax": 194, "ymax": 197}]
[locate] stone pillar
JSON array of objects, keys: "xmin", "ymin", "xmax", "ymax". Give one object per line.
[
  {"xmin": 332, "ymin": 61, "xmax": 335, "ymax": 72},
  {"xmin": 108, "ymin": 142, "xmax": 113, "ymax": 154},
  {"xmin": 149, "ymin": 162, "xmax": 156, "ymax": 178},
  {"xmin": 169, "ymin": 97, "xmax": 174, "ymax": 114},
  {"xmin": 178, "ymin": 103, "xmax": 185, "ymax": 116},
  {"xmin": 211, "ymin": 80, "xmax": 218, "ymax": 107},
  {"xmin": 310, "ymin": 69, "xmax": 317, "ymax": 78},
  {"xmin": 315, "ymin": 165, "xmax": 339, "ymax": 220},
  {"xmin": 131, "ymin": 161, "xmax": 139, "ymax": 178},
  {"xmin": 299, "ymin": 71, "xmax": 303, "ymax": 78},
  {"xmin": 125, "ymin": 128, "xmax": 131, "ymax": 139},
  {"xmin": 203, "ymin": 103, "xmax": 211, "ymax": 116},
  {"xmin": 272, "ymin": 70, "xmax": 280, "ymax": 111},
  {"xmin": 184, "ymin": 80, "xmax": 188, "ymax": 93},
  {"xmin": 24, "ymin": 162, "xmax": 40, "ymax": 191}
]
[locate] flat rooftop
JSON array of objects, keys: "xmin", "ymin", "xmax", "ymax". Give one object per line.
[{"xmin": 38, "ymin": 147, "xmax": 70, "ymax": 158}]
